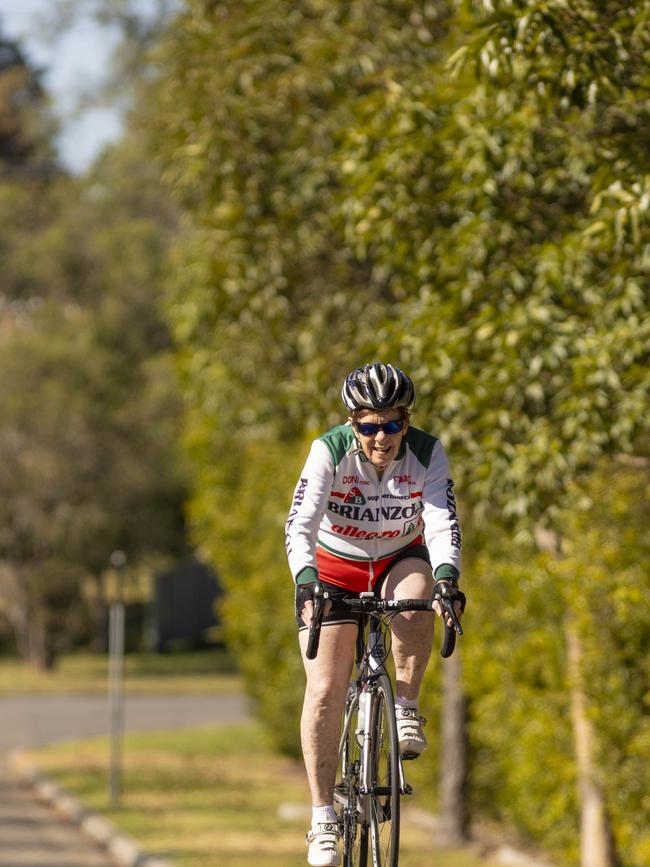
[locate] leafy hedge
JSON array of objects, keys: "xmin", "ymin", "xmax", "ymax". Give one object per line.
[{"xmin": 149, "ymin": 3, "xmax": 650, "ymax": 863}]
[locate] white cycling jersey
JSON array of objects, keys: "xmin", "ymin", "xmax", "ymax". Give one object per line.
[{"xmin": 285, "ymin": 423, "xmax": 461, "ymax": 584}]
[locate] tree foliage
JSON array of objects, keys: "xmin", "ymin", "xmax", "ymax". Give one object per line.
[
  {"xmin": 153, "ymin": 0, "xmax": 456, "ymax": 431},
  {"xmin": 551, "ymin": 466, "xmax": 650, "ymax": 866},
  {"xmin": 0, "ymin": 301, "xmax": 185, "ymax": 666},
  {"xmin": 0, "ymin": 26, "xmax": 188, "ymax": 668},
  {"xmin": 337, "ymin": 0, "xmax": 650, "ymax": 525},
  {"xmin": 0, "ymin": 26, "xmax": 56, "ymax": 170}
]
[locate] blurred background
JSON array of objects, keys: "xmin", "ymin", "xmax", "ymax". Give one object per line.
[{"xmin": 0, "ymin": 2, "xmax": 648, "ymax": 867}]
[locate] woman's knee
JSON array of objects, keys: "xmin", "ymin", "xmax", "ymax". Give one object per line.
[
  {"xmin": 382, "ymin": 558, "xmax": 433, "ymax": 600},
  {"xmin": 300, "ymin": 624, "xmax": 355, "ymax": 688}
]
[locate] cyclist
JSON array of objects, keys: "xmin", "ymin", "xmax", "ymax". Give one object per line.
[{"xmin": 286, "ymin": 363, "xmax": 464, "ymax": 867}]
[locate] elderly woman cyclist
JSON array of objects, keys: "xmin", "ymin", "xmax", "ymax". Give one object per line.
[{"xmin": 285, "ymin": 362, "xmax": 465, "ymax": 867}]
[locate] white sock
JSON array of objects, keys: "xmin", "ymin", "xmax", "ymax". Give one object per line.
[
  {"xmin": 312, "ymin": 805, "xmax": 337, "ymax": 828},
  {"xmin": 395, "ymin": 695, "xmax": 418, "ymax": 710}
]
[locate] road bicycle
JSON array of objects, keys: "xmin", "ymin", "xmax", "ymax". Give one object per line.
[{"xmin": 306, "ymin": 585, "xmax": 464, "ymax": 867}]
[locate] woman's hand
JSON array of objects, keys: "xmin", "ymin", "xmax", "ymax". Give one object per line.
[{"xmin": 432, "ymin": 579, "xmax": 466, "ymax": 630}]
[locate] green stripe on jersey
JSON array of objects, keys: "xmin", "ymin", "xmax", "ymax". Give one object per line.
[
  {"xmin": 404, "ymin": 426, "xmax": 438, "ymax": 468},
  {"xmin": 317, "ymin": 538, "xmax": 373, "ymax": 560},
  {"xmin": 319, "ymin": 424, "xmax": 356, "ymax": 466}
]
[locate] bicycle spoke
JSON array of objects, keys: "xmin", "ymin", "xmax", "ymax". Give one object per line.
[
  {"xmin": 335, "ymin": 688, "xmax": 368, "ymax": 867},
  {"xmin": 368, "ymin": 676, "xmax": 400, "ymax": 867}
]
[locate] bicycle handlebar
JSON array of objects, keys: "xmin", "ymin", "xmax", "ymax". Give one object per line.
[{"xmin": 305, "ymin": 591, "xmax": 463, "ymax": 660}]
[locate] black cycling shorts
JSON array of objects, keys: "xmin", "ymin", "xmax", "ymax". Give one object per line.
[{"xmin": 296, "ymin": 543, "xmax": 431, "ymax": 630}]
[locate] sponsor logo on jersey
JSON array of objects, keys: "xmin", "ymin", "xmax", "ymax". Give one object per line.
[
  {"xmin": 344, "ymin": 486, "xmax": 366, "ymax": 505},
  {"xmin": 446, "ymin": 478, "xmax": 462, "ymax": 549},
  {"xmin": 331, "ymin": 525, "xmax": 401, "ymax": 540},
  {"xmin": 285, "ymin": 477, "xmax": 308, "ymax": 555},
  {"xmin": 327, "ymin": 501, "xmax": 424, "ymax": 521}
]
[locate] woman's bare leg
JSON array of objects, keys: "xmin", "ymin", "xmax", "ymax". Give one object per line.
[
  {"xmin": 380, "ymin": 558, "xmax": 434, "ymax": 700},
  {"xmin": 299, "ymin": 622, "xmax": 357, "ymax": 806}
]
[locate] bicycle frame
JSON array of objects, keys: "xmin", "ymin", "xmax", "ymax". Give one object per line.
[
  {"xmin": 322, "ymin": 589, "xmax": 463, "ymax": 866},
  {"xmin": 334, "ymin": 604, "xmax": 406, "ymax": 866},
  {"xmin": 350, "ymin": 612, "xmax": 410, "ymax": 809}
]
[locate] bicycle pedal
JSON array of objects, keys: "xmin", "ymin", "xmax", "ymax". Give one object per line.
[{"xmin": 401, "ymin": 752, "xmax": 419, "ymax": 761}]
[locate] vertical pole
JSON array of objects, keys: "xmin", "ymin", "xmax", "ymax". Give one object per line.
[
  {"xmin": 108, "ymin": 599, "xmax": 125, "ymax": 808},
  {"xmin": 108, "ymin": 549, "xmax": 127, "ymax": 808}
]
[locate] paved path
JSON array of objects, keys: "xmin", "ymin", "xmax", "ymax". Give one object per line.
[
  {"xmin": 0, "ymin": 692, "xmax": 249, "ymax": 866},
  {"xmin": 0, "ymin": 754, "xmax": 114, "ymax": 867}
]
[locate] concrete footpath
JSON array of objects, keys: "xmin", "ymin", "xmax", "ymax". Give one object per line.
[
  {"xmin": 0, "ymin": 692, "xmax": 249, "ymax": 867},
  {"xmin": 0, "ymin": 755, "xmax": 117, "ymax": 867}
]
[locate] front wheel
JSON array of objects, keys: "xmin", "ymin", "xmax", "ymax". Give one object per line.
[
  {"xmin": 368, "ymin": 675, "xmax": 400, "ymax": 867},
  {"xmin": 335, "ymin": 687, "xmax": 368, "ymax": 867}
]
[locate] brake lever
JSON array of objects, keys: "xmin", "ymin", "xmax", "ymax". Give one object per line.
[
  {"xmin": 435, "ymin": 591, "xmax": 464, "ymax": 659},
  {"xmin": 441, "ymin": 597, "xmax": 464, "ymax": 635}
]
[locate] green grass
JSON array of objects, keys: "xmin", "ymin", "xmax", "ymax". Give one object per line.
[
  {"xmin": 0, "ymin": 648, "xmax": 242, "ymax": 694},
  {"xmin": 26, "ymin": 722, "xmax": 502, "ymax": 867}
]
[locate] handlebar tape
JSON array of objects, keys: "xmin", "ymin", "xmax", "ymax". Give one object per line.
[{"xmin": 305, "ymin": 586, "xmax": 325, "ymax": 660}]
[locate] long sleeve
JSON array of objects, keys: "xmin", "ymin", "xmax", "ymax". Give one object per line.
[
  {"xmin": 285, "ymin": 439, "xmax": 334, "ymax": 582},
  {"xmin": 421, "ymin": 440, "xmax": 462, "ymax": 577}
]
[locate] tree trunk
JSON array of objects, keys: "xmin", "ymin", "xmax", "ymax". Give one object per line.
[
  {"xmin": 1, "ymin": 567, "xmax": 57, "ymax": 670},
  {"xmin": 566, "ymin": 621, "xmax": 619, "ymax": 867},
  {"xmin": 535, "ymin": 526, "xmax": 618, "ymax": 867},
  {"xmin": 26, "ymin": 618, "xmax": 57, "ymax": 671},
  {"xmin": 438, "ymin": 648, "xmax": 470, "ymax": 845}
]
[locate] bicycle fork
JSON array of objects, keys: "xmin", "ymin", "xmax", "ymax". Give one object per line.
[{"xmin": 356, "ymin": 684, "xmax": 412, "ymax": 815}]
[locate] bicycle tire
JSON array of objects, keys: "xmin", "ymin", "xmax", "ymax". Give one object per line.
[
  {"xmin": 335, "ymin": 688, "xmax": 369, "ymax": 867},
  {"xmin": 367, "ymin": 674, "xmax": 400, "ymax": 867}
]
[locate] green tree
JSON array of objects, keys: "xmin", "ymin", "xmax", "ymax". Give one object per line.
[
  {"xmin": 153, "ymin": 0, "xmax": 455, "ymax": 430},
  {"xmin": 558, "ymin": 466, "xmax": 650, "ymax": 867},
  {"xmin": 328, "ymin": 5, "xmax": 648, "ymax": 859},
  {"xmin": 0, "ymin": 25, "xmax": 56, "ymax": 169},
  {"xmin": 150, "ymin": 0, "xmax": 457, "ymax": 755},
  {"xmin": 0, "ymin": 23, "xmax": 59, "ymax": 308},
  {"xmin": 0, "ymin": 25, "xmax": 188, "ymax": 667},
  {"xmin": 150, "ymin": 1, "xmax": 649, "ymax": 862},
  {"xmin": 0, "ymin": 302, "xmax": 186, "ymax": 668},
  {"xmin": 450, "ymin": 466, "xmax": 649, "ymax": 866}
]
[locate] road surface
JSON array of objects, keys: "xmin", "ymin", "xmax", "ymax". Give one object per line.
[{"xmin": 0, "ymin": 692, "xmax": 249, "ymax": 750}]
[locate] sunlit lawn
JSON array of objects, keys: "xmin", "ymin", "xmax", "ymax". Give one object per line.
[
  {"xmin": 0, "ymin": 648, "xmax": 242, "ymax": 694},
  {"xmin": 26, "ymin": 722, "xmax": 501, "ymax": 867}
]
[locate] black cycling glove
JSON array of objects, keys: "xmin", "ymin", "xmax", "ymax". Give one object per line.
[
  {"xmin": 295, "ymin": 583, "xmax": 317, "ymax": 618},
  {"xmin": 295, "ymin": 566, "xmax": 318, "ymax": 618},
  {"xmin": 433, "ymin": 576, "xmax": 467, "ymax": 613}
]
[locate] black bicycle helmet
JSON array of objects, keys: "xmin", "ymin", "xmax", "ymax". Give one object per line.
[{"xmin": 341, "ymin": 363, "xmax": 415, "ymax": 411}]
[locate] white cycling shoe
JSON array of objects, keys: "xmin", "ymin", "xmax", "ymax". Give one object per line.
[
  {"xmin": 306, "ymin": 821, "xmax": 341, "ymax": 866},
  {"xmin": 396, "ymin": 706, "xmax": 428, "ymax": 758}
]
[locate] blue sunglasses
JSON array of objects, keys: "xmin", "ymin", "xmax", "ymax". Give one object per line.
[{"xmin": 356, "ymin": 419, "xmax": 405, "ymax": 436}]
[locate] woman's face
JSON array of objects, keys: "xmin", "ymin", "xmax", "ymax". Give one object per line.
[{"xmin": 351, "ymin": 409, "xmax": 408, "ymax": 471}]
